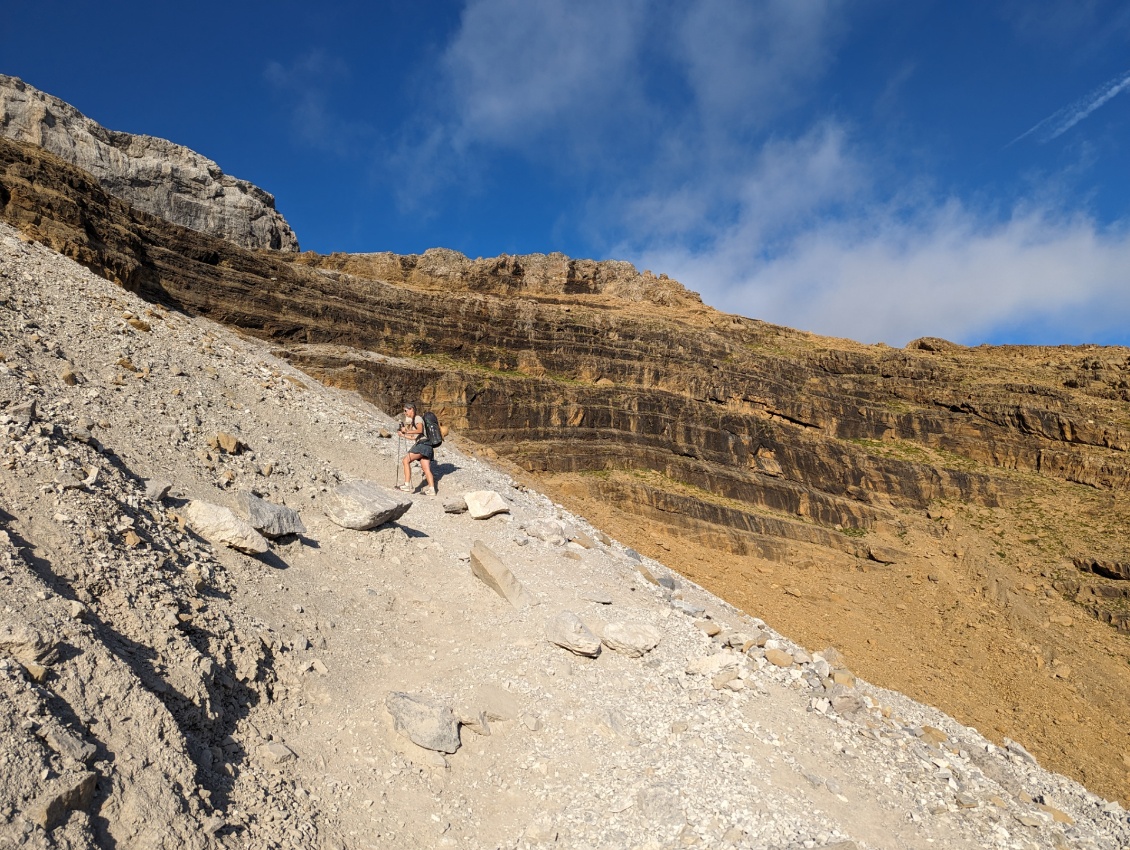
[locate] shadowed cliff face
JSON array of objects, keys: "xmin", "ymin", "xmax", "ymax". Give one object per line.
[{"xmin": 9, "ymin": 134, "xmax": 1130, "ymax": 801}]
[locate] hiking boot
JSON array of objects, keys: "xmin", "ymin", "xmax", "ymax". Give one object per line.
[
  {"xmin": 396, "ymin": 483, "xmax": 412, "ymax": 492},
  {"xmin": 424, "ymin": 486, "xmax": 436, "ymax": 496}
]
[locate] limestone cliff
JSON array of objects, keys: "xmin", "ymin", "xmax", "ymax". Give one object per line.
[{"xmin": 0, "ymin": 75, "xmax": 299, "ymax": 252}]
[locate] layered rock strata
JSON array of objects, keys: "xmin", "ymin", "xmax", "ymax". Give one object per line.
[
  {"xmin": 2, "ymin": 131, "xmax": 1130, "ymax": 572},
  {"xmin": 0, "ymin": 75, "xmax": 298, "ymax": 251}
]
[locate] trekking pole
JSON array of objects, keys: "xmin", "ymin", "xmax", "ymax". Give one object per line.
[{"xmin": 394, "ymin": 432, "xmax": 402, "ymax": 486}]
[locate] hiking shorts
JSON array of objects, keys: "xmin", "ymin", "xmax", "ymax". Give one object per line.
[{"xmin": 409, "ymin": 441, "xmax": 434, "ymax": 461}]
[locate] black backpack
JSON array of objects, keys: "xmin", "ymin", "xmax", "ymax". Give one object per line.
[{"xmin": 422, "ymin": 411, "xmax": 443, "ymax": 447}]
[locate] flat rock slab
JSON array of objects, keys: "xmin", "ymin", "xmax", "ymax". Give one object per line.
[
  {"xmin": 239, "ymin": 491, "xmax": 306, "ymax": 538},
  {"xmin": 601, "ymin": 621, "xmax": 662, "ymax": 657},
  {"xmin": 181, "ymin": 500, "xmax": 269, "ymax": 554},
  {"xmin": 385, "ymin": 692, "xmax": 461, "ymax": 754},
  {"xmin": 464, "ymin": 490, "xmax": 509, "ymax": 519},
  {"xmin": 546, "ymin": 610, "xmax": 601, "ymax": 657},
  {"xmin": 765, "ymin": 648, "xmax": 795, "ymax": 668},
  {"xmin": 469, "ymin": 540, "xmax": 530, "ymax": 608},
  {"xmin": 324, "ymin": 480, "xmax": 411, "ymax": 530}
]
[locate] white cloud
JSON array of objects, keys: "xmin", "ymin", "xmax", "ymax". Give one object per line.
[
  {"xmin": 636, "ymin": 176, "xmax": 1130, "ymax": 346},
  {"xmin": 264, "ymin": 51, "xmax": 372, "ymax": 157},
  {"xmin": 441, "ymin": 0, "xmax": 650, "ymax": 159},
  {"xmin": 674, "ymin": 0, "xmax": 845, "ymax": 136}
]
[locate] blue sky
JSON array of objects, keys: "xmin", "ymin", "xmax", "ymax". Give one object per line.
[{"xmin": 7, "ymin": 1, "xmax": 1130, "ymax": 347}]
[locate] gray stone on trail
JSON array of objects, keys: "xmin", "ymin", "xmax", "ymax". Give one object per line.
[
  {"xmin": 1004, "ymin": 737, "xmax": 1038, "ymax": 765},
  {"xmin": 546, "ymin": 610, "xmax": 601, "ymax": 657},
  {"xmin": 0, "ymin": 625, "xmax": 61, "ymax": 666},
  {"xmin": 686, "ymin": 652, "xmax": 742, "ymax": 677},
  {"xmin": 323, "ymin": 480, "xmax": 411, "ymax": 530},
  {"xmin": 671, "ymin": 599, "xmax": 706, "ymax": 617},
  {"xmin": 469, "ymin": 540, "xmax": 530, "ymax": 609},
  {"xmin": 8, "ymin": 400, "xmax": 36, "ymax": 426},
  {"xmin": 443, "ymin": 497, "xmax": 468, "ymax": 514},
  {"xmin": 238, "ymin": 491, "xmax": 306, "ymax": 538},
  {"xmin": 28, "ymin": 771, "xmax": 97, "ymax": 830},
  {"xmin": 385, "ymin": 692, "xmax": 461, "ymax": 754},
  {"xmin": 181, "ymin": 500, "xmax": 269, "ymax": 554},
  {"xmin": 464, "ymin": 490, "xmax": 509, "ymax": 519},
  {"xmin": 258, "ymin": 742, "xmax": 296, "ymax": 764},
  {"xmin": 144, "ymin": 479, "xmax": 172, "ymax": 501},
  {"xmin": 601, "ymin": 621, "xmax": 662, "ymax": 657},
  {"xmin": 524, "ymin": 518, "xmax": 566, "ymax": 546},
  {"xmin": 38, "ymin": 724, "xmax": 96, "ymax": 765}
]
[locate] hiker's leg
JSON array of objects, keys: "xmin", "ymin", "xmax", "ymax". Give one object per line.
[
  {"xmin": 401, "ymin": 452, "xmax": 415, "ymax": 485},
  {"xmin": 420, "ymin": 458, "xmax": 435, "ymax": 490}
]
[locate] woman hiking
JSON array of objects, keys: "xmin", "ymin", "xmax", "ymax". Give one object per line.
[{"xmin": 397, "ymin": 402, "xmax": 437, "ymax": 495}]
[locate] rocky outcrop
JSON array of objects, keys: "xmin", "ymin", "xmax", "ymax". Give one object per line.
[{"xmin": 0, "ymin": 75, "xmax": 298, "ymax": 251}]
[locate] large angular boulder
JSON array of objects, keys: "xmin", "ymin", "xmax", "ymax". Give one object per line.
[
  {"xmin": 181, "ymin": 500, "xmax": 269, "ymax": 554},
  {"xmin": 323, "ymin": 481, "xmax": 410, "ymax": 530},
  {"xmin": 469, "ymin": 541, "xmax": 530, "ymax": 609},
  {"xmin": 385, "ymin": 692, "xmax": 461, "ymax": 754},
  {"xmin": 546, "ymin": 611, "xmax": 601, "ymax": 657},
  {"xmin": 464, "ymin": 490, "xmax": 509, "ymax": 520},
  {"xmin": 601, "ymin": 622, "xmax": 663, "ymax": 658},
  {"xmin": 238, "ymin": 491, "xmax": 306, "ymax": 538}
]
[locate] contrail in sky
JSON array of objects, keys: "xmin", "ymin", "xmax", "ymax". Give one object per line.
[{"xmin": 1011, "ymin": 68, "xmax": 1130, "ymax": 145}]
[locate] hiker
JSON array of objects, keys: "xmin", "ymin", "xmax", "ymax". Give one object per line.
[{"xmin": 397, "ymin": 401, "xmax": 437, "ymax": 495}]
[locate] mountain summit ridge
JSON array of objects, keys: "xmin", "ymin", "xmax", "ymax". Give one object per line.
[{"xmin": 0, "ymin": 75, "xmax": 298, "ymax": 252}]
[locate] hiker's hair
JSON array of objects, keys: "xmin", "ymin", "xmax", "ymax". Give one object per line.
[{"xmin": 404, "ymin": 401, "xmax": 419, "ymax": 413}]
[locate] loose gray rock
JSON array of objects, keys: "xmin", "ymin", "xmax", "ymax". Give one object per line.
[
  {"xmin": 1005, "ymin": 737, "xmax": 1039, "ymax": 765},
  {"xmin": 181, "ymin": 500, "xmax": 269, "ymax": 554},
  {"xmin": 546, "ymin": 610, "xmax": 601, "ymax": 657},
  {"xmin": 464, "ymin": 490, "xmax": 509, "ymax": 519},
  {"xmin": 469, "ymin": 540, "xmax": 530, "ymax": 608},
  {"xmin": 144, "ymin": 479, "xmax": 172, "ymax": 501},
  {"xmin": 385, "ymin": 692, "xmax": 461, "ymax": 754},
  {"xmin": 443, "ymin": 497, "xmax": 468, "ymax": 514},
  {"xmin": 28, "ymin": 771, "xmax": 97, "ymax": 830},
  {"xmin": 524, "ymin": 518, "xmax": 566, "ymax": 546},
  {"xmin": 239, "ymin": 491, "xmax": 306, "ymax": 538},
  {"xmin": 8, "ymin": 400, "xmax": 36, "ymax": 426},
  {"xmin": 259, "ymin": 742, "xmax": 296, "ymax": 764},
  {"xmin": 601, "ymin": 621, "xmax": 662, "ymax": 657},
  {"xmin": 323, "ymin": 480, "xmax": 411, "ymax": 530}
]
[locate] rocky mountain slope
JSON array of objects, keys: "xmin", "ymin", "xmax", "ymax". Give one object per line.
[
  {"xmin": 2, "ymin": 125, "xmax": 1130, "ymax": 809},
  {"xmin": 0, "ymin": 76, "xmax": 298, "ymax": 252},
  {"xmin": 1, "ymin": 221, "xmax": 1127, "ymax": 850}
]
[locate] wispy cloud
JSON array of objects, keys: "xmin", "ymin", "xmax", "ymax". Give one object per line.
[
  {"xmin": 264, "ymin": 51, "xmax": 373, "ymax": 157},
  {"xmin": 1012, "ymin": 68, "xmax": 1130, "ymax": 144}
]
